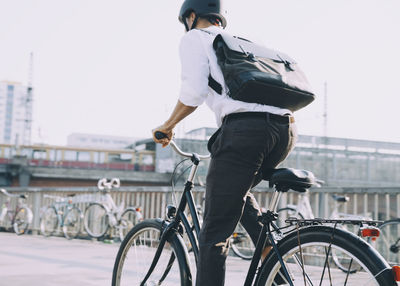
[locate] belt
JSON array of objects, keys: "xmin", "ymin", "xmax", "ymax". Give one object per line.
[{"xmin": 224, "ymin": 112, "xmax": 295, "ymax": 124}]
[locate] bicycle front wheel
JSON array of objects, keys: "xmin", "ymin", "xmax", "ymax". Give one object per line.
[
  {"xmin": 375, "ymin": 219, "xmax": 400, "ymax": 266},
  {"xmin": 62, "ymin": 207, "xmax": 83, "ymax": 239},
  {"xmin": 112, "ymin": 219, "xmax": 191, "ymax": 286},
  {"xmin": 40, "ymin": 207, "xmax": 58, "ymax": 236},
  {"xmin": 13, "ymin": 207, "xmax": 31, "ymax": 235},
  {"xmin": 84, "ymin": 203, "xmax": 109, "ymax": 238},
  {"xmin": 257, "ymin": 225, "xmax": 396, "ymax": 286},
  {"xmin": 231, "ymin": 222, "xmax": 255, "ymax": 260}
]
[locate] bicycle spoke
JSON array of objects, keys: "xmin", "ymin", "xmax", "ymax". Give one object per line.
[
  {"xmin": 319, "ymin": 224, "xmax": 337, "ymax": 286},
  {"xmin": 343, "ymin": 258, "xmax": 353, "ymax": 286},
  {"xmin": 296, "ymin": 225, "xmax": 307, "ymax": 286},
  {"xmin": 324, "ymin": 247, "xmax": 332, "ymax": 286},
  {"xmin": 293, "ymin": 254, "xmax": 314, "ymax": 286}
]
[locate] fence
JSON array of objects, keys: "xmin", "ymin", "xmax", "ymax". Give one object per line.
[{"xmin": 1, "ymin": 185, "xmax": 399, "ymax": 234}]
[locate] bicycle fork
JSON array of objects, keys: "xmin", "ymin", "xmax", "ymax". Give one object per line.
[
  {"xmin": 141, "ymin": 160, "xmax": 200, "ymax": 285},
  {"xmin": 139, "ymin": 220, "xmax": 178, "ymax": 286}
]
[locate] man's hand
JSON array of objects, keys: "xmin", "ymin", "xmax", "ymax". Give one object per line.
[
  {"xmin": 152, "ymin": 124, "xmax": 174, "ymax": 148},
  {"xmin": 152, "ymin": 100, "xmax": 197, "ymax": 148}
]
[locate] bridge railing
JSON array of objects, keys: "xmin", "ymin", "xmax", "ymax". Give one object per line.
[{"xmin": 0, "ymin": 186, "xmax": 399, "ymax": 236}]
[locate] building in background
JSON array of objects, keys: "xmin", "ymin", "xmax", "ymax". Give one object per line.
[
  {"xmin": 143, "ymin": 127, "xmax": 400, "ymax": 187},
  {"xmin": 67, "ymin": 133, "xmax": 141, "ymax": 149},
  {"xmin": 0, "ymin": 81, "xmax": 33, "ymax": 145}
]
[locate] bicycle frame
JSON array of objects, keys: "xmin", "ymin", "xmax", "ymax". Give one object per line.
[
  {"xmin": 139, "ymin": 142, "xmax": 295, "ymax": 286},
  {"xmin": 51, "ymin": 199, "xmax": 75, "ymax": 227}
]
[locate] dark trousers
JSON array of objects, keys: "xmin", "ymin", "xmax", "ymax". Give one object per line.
[{"xmin": 195, "ymin": 112, "xmax": 297, "ymax": 286}]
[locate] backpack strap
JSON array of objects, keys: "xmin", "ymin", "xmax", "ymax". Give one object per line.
[
  {"xmin": 198, "ymin": 29, "xmax": 223, "ymax": 95},
  {"xmin": 208, "ymin": 76, "xmax": 222, "ymax": 95}
]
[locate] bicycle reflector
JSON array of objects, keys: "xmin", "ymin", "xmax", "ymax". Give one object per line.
[
  {"xmin": 392, "ymin": 266, "xmax": 400, "ymax": 281},
  {"xmin": 360, "ymin": 227, "xmax": 380, "ymax": 238}
]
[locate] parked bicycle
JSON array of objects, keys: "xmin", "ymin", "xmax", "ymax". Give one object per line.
[
  {"xmin": 112, "ymin": 138, "xmax": 398, "ymax": 286},
  {"xmin": 0, "ymin": 188, "xmax": 33, "ymax": 235},
  {"xmin": 276, "ymin": 191, "xmax": 372, "ymax": 226},
  {"xmin": 276, "ymin": 189, "xmax": 374, "ymax": 273},
  {"xmin": 83, "ymin": 178, "xmax": 142, "ymax": 241},
  {"xmin": 373, "ymin": 218, "xmax": 400, "ymax": 266},
  {"xmin": 40, "ymin": 194, "xmax": 82, "ymax": 239}
]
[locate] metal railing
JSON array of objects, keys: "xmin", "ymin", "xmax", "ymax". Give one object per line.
[{"xmin": 1, "ymin": 186, "xmax": 399, "ymax": 233}]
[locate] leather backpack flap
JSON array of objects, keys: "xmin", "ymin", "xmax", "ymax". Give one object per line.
[{"xmin": 212, "ymin": 33, "xmax": 315, "ymax": 111}]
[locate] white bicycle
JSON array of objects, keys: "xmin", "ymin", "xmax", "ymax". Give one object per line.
[
  {"xmin": 277, "ymin": 190, "xmax": 373, "ymax": 273},
  {"xmin": 83, "ymin": 178, "xmax": 142, "ymax": 240}
]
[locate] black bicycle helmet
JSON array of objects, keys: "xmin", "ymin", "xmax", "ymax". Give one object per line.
[{"xmin": 179, "ymin": 0, "xmax": 227, "ymax": 31}]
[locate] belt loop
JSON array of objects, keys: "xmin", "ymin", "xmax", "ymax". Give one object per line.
[{"xmin": 265, "ymin": 112, "xmax": 270, "ymax": 123}]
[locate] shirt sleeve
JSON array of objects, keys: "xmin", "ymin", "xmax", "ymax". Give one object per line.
[{"xmin": 178, "ymin": 31, "xmax": 210, "ymax": 107}]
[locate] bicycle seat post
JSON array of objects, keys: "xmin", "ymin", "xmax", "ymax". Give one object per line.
[{"xmin": 268, "ymin": 190, "xmax": 283, "ymax": 213}]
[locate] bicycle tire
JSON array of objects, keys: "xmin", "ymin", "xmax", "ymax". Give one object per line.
[
  {"xmin": 40, "ymin": 207, "xmax": 59, "ymax": 237},
  {"xmin": 375, "ymin": 218, "xmax": 400, "ymax": 266},
  {"xmin": 13, "ymin": 207, "xmax": 31, "ymax": 235},
  {"xmin": 112, "ymin": 219, "xmax": 191, "ymax": 286},
  {"xmin": 231, "ymin": 222, "xmax": 255, "ymax": 260},
  {"xmin": 84, "ymin": 203, "xmax": 109, "ymax": 238},
  {"xmin": 257, "ymin": 225, "xmax": 396, "ymax": 286},
  {"xmin": 62, "ymin": 206, "xmax": 83, "ymax": 239},
  {"xmin": 118, "ymin": 208, "xmax": 138, "ymax": 241}
]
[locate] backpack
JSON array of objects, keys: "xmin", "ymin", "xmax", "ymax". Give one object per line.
[{"xmin": 204, "ymin": 31, "xmax": 315, "ymax": 112}]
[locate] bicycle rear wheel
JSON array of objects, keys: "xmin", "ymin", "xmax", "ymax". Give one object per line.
[
  {"xmin": 13, "ymin": 207, "xmax": 31, "ymax": 235},
  {"xmin": 84, "ymin": 203, "xmax": 109, "ymax": 238},
  {"xmin": 62, "ymin": 206, "xmax": 82, "ymax": 239},
  {"xmin": 257, "ymin": 225, "xmax": 396, "ymax": 286},
  {"xmin": 112, "ymin": 219, "xmax": 191, "ymax": 286},
  {"xmin": 118, "ymin": 208, "xmax": 138, "ymax": 241},
  {"xmin": 231, "ymin": 222, "xmax": 255, "ymax": 260},
  {"xmin": 374, "ymin": 219, "xmax": 400, "ymax": 266},
  {"xmin": 40, "ymin": 207, "xmax": 58, "ymax": 236}
]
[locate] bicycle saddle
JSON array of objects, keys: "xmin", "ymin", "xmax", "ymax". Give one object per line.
[{"xmin": 267, "ymin": 168, "xmax": 316, "ymax": 192}]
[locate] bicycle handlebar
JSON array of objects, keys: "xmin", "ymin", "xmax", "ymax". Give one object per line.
[
  {"xmin": 155, "ymin": 131, "xmax": 210, "ymax": 160},
  {"xmin": 97, "ymin": 178, "xmax": 120, "ymax": 191},
  {"xmin": 0, "ymin": 188, "xmax": 27, "ymax": 199}
]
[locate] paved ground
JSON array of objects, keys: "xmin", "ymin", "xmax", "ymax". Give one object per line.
[{"xmin": 0, "ymin": 232, "xmax": 250, "ymax": 286}]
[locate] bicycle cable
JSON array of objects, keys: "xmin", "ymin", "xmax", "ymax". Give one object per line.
[{"xmin": 171, "ymin": 158, "xmax": 191, "ymax": 206}]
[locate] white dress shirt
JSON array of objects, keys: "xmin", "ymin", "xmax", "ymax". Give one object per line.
[{"xmin": 178, "ymin": 25, "xmax": 291, "ymax": 127}]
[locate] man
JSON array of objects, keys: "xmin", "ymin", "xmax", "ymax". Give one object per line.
[{"xmin": 152, "ymin": 1, "xmax": 297, "ymax": 285}]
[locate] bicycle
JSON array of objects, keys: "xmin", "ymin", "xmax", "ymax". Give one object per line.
[
  {"xmin": 186, "ymin": 198, "xmax": 255, "ymax": 261},
  {"xmin": 373, "ymin": 219, "xmax": 400, "ymax": 266},
  {"xmin": 40, "ymin": 194, "xmax": 83, "ymax": 239},
  {"xmin": 276, "ymin": 188, "xmax": 374, "ymax": 273},
  {"xmin": 276, "ymin": 191, "xmax": 372, "ymax": 225},
  {"xmin": 0, "ymin": 188, "xmax": 33, "ymax": 235},
  {"xmin": 83, "ymin": 178, "xmax": 142, "ymax": 241},
  {"xmin": 112, "ymin": 138, "xmax": 399, "ymax": 286}
]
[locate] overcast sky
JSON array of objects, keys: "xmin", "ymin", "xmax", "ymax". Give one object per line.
[{"xmin": 0, "ymin": 0, "xmax": 399, "ymax": 145}]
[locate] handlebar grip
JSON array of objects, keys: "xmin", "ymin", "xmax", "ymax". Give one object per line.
[{"xmin": 155, "ymin": 131, "xmax": 168, "ymax": 140}]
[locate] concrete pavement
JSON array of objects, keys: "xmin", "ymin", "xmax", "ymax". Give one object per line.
[{"xmin": 0, "ymin": 232, "xmax": 250, "ymax": 286}]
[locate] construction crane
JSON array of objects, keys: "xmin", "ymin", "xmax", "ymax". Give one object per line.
[{"xmin": 23, "ymin": 52, "xmax": 34, "ymax": 145}]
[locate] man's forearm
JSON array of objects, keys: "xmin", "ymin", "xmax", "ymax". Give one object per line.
[{"xmin": 164, "ymin": 100, "xmax": 197, "ymax": 130}]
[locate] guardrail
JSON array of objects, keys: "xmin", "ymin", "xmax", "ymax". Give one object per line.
[{"xmin": 1, "ymin": 186, "xmax": 399, "ymax": 234}]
